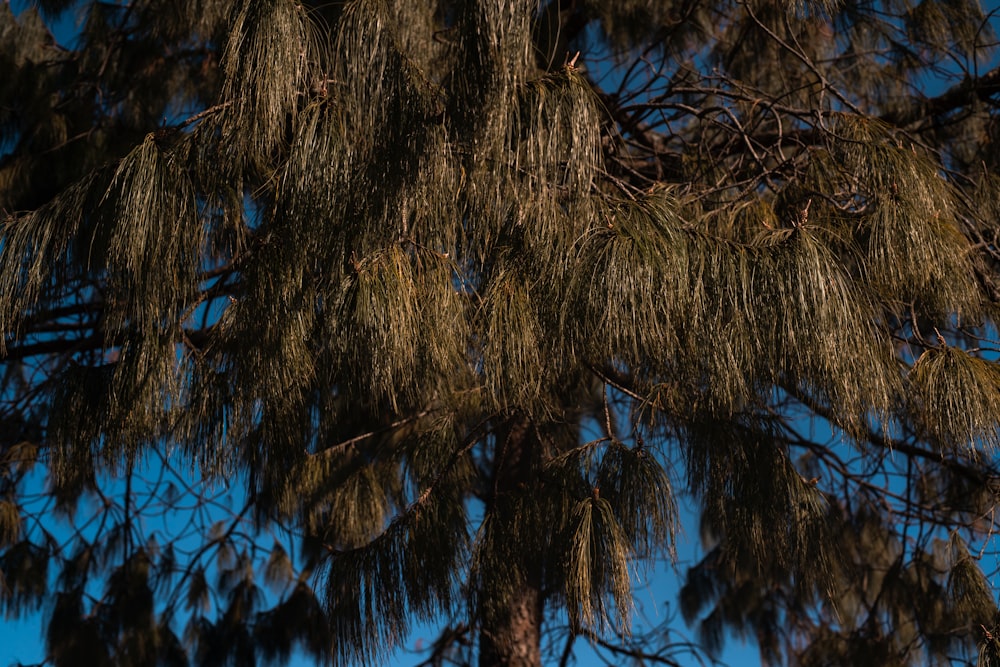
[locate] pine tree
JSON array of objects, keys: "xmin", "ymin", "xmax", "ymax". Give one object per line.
[{"xmin": 2, "ymin": 0, "xmax": 1000, "ymax": 665}]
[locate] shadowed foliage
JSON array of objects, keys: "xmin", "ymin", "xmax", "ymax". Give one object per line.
[{"xmin": 2, "ymin": 0, "xmax": 1000, "ymax": 666}]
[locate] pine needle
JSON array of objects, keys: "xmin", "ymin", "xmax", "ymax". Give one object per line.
[{"xmin": 910, "ymin": 345, "xmax": 1000, "ymax": 453}]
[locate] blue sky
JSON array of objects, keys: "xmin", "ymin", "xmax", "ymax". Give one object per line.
[{"xmin": 0, "ymin": 454, "xmax": 754, "ymax": 667}]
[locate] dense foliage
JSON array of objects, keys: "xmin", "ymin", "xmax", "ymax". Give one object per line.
[{"xmin": 2, "ymin": 0, "xmax": 1000, "ymax": 665}]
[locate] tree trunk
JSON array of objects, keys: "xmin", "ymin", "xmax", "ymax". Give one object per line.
[
  {"xmin": 478, "ymin": 584, "xmax": 543, "ymax": 667},
  {"xmin": 478, "ymin": 416, "xmax": 544, "ymax": 667}
]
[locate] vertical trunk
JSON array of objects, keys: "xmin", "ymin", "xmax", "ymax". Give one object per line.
[
  {"xmin": 478, "ymin": 583, "xmax": 543, "ymax": 667},
  {"xmin": 478, "ymin": 416, "xmax": 544, "ymax": 667}
]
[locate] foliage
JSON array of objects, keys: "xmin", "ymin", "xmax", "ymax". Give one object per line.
[{"xmin": 2, "ymin": 0, "xmax": 1000, "ymax": 665}]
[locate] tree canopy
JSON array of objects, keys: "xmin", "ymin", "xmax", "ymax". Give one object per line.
[{"xmin": 2, "ymin": 0, "xmax": 1000, "ymax": 665}]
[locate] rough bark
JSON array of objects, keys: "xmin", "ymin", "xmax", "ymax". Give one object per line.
[
  {"xmin": 478, "ymin": 416, "xmax": 544, "ymax": 667},
  {"xmin": 478, "ymin": 584, "xmax": 543, "ymax": 667}
]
